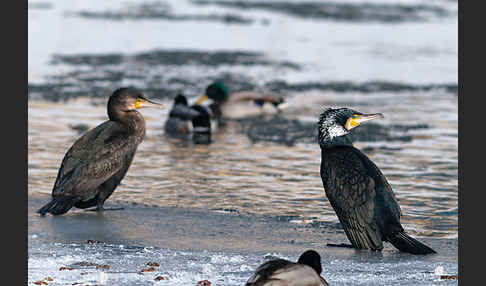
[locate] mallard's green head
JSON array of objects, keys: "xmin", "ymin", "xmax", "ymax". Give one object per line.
[{"xmin": 195, "ymin": 81, "xmax": 229, "ymax": 105}]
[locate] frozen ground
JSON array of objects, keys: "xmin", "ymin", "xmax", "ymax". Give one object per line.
[{"xmin": 29, "ymin": 195, "xmax": 457, "ymax": 285}]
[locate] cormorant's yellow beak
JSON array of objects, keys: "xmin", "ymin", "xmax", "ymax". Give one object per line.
[
  {"xmin": 194, "ymin": 94, "xmax": 209, "ymax": 105},
  {"xmin": 134, "ymin": 98, "xmax": 164, "ymax": 109},
  {"xmin": 345, "ymin": 113, "xmax": 384, "ymax": 130}
]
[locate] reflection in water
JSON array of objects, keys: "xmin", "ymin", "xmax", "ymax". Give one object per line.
[
  {"xmin": 38, "ymin": 212, "xmax": 128, "ymax": 244},
  {"xmin": 28, "ymin": 90, "xmax": 457, "ymax": 239}
]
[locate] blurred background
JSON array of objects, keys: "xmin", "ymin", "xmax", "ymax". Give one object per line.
[{"xmin": 28, "ymin": 0, "xmax": 457, "ymax": 285}]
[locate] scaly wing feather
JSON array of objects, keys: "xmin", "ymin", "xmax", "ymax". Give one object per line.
[
  {"xmin": 52, "ymin": 121, "xmax": 132, "ymax": 201},
  {"xmin": 321, "ymin": 146, "xmax": 388, "ymax": 250}
]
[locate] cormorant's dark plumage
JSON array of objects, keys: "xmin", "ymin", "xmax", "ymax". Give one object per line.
[
  {"xmin": 164, "ymin": 94, "xmax": 201, "ymax": 136},
  {"xmin": 246, "ymin": 250, "xmax": 329, "ymax": 286},
  {"xmin": 318, "ymin": 108, "xmax": 436, "ymax": 255},
  {"xmin": 37, "ymin": 88, "xmax": 163, "ymax": 215}
]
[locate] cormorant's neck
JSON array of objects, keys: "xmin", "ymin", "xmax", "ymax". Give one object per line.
[
  {"xmin": 111, "ymin": 110, "xmax": 146, "ymax": 140},
  {"xmin": 127, "ymin": 111, "xmax": 146, "ymax": 137},
  {"xmin": 319, "ymin": 134, "xmax": 353, "ymax": 149}
]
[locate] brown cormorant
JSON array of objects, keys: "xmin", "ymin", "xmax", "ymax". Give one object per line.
[
  {"xmin": 164, "ymin": 94, "xmax": 202, "ymax": 136},
  {"xmin": 317, "ymin": 107, "xmax": 436, "ymax": 255},
  {"xmin": 246, "ymin": 250, "xmax": 329, "ymax": 286},
  {"xmin": 37, "ymin": 88, "xmax": 164, "ymax": 215},
  {"xmin": 193, "ymin": 81, "xmax": 285, "ymax": 120}
]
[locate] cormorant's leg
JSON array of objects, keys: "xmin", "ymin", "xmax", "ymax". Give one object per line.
[{"xmin": 326, "ymin": 243, "xmax": 354, "ymax": 248}]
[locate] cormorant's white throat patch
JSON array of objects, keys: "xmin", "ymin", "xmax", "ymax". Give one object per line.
[{"xmin": 327, "ymin": 124, "xmax": 348, "ymax": 139}]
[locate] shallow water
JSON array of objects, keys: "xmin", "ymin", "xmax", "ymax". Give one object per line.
[
  {"xmin": 28, "ymin": 90, "xmax": 458, "ymax": 239},
  {"xmin": 28, "ymin": 0, "xmax": 457, "ymax": 284}
]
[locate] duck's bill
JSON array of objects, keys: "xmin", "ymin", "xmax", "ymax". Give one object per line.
[
  {"xmin": 194, "ymin": 94, "xmax": 209, "ymax": 105},
  {"xmin": 345, "ymin": 113, "xmax": 384, "ymax": 130}
]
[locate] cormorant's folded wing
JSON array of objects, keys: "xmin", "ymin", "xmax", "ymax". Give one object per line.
[
  {"xmin": 52, "ymin": 121, "xmax": 131, "ymax": 199},
  {"xmin": 321, "ymin": 146, "xmax": 401, "ymax": 250}
]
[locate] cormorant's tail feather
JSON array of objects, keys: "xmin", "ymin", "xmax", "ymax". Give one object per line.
[
  {"xmin": 388, "ymin": 231, "xmax": 436, "ymax": 255},
  {"xmin": 37, "ymin": 196, "xmax": 75, "ymax": 215}
]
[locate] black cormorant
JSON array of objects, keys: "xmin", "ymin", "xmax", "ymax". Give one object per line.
[
  {"xmin": 193, "ymin": 81, "xmax": 285, "ymax": 120},
  {"xmin": 246, "ymin": 250, "xmax": 329, "ymax": 286},
  {"xmin": 164, "ymin": 94, "xmax": 202, "ymax": 136},
  {"xmin": 191, "ymin": 105, "xmax": 212, "ymax": 145},
  {"xmin": 317, "ymin": 107, "xmax": 436, "ymax": 255},
  {"xmin": 37, "ymin": 88, "xmax": 164, "ymax": 215}
]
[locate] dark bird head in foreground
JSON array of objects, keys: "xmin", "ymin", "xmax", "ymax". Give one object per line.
[
  {"xmin": 297, "ymin": 250, "xmax": 323, "ymax": 276},
  {"xmin": 191, "ymin": 104, "xmax": 212, "ymax": 145},
  {"xmin": 246, "ymin": 250, "xmax": 329, "ymax": 286},
  {"xmin": 37, "ymin": 87, "xmax": 164, "ymax": 216},
  {"xmin": 317, "ymin": 107, "xmax": 436, "ymax": 255}
]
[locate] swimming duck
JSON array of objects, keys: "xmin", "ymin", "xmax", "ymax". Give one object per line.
[
  {"xmin": 164, "ymin": 94, "xmax": 202, "ymax": 136},
  {"xmin": 193, "ymin": 81, "xmax": 285, "ymax": 120}
]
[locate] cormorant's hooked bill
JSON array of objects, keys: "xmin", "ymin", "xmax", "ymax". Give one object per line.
[
  {"xmin": 133, "ymin": 97, "xmax": 164, "ymax": 109},
  {"xmin": 344, "ymin": 113, "xmax": 383, "ymax": 130}
]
